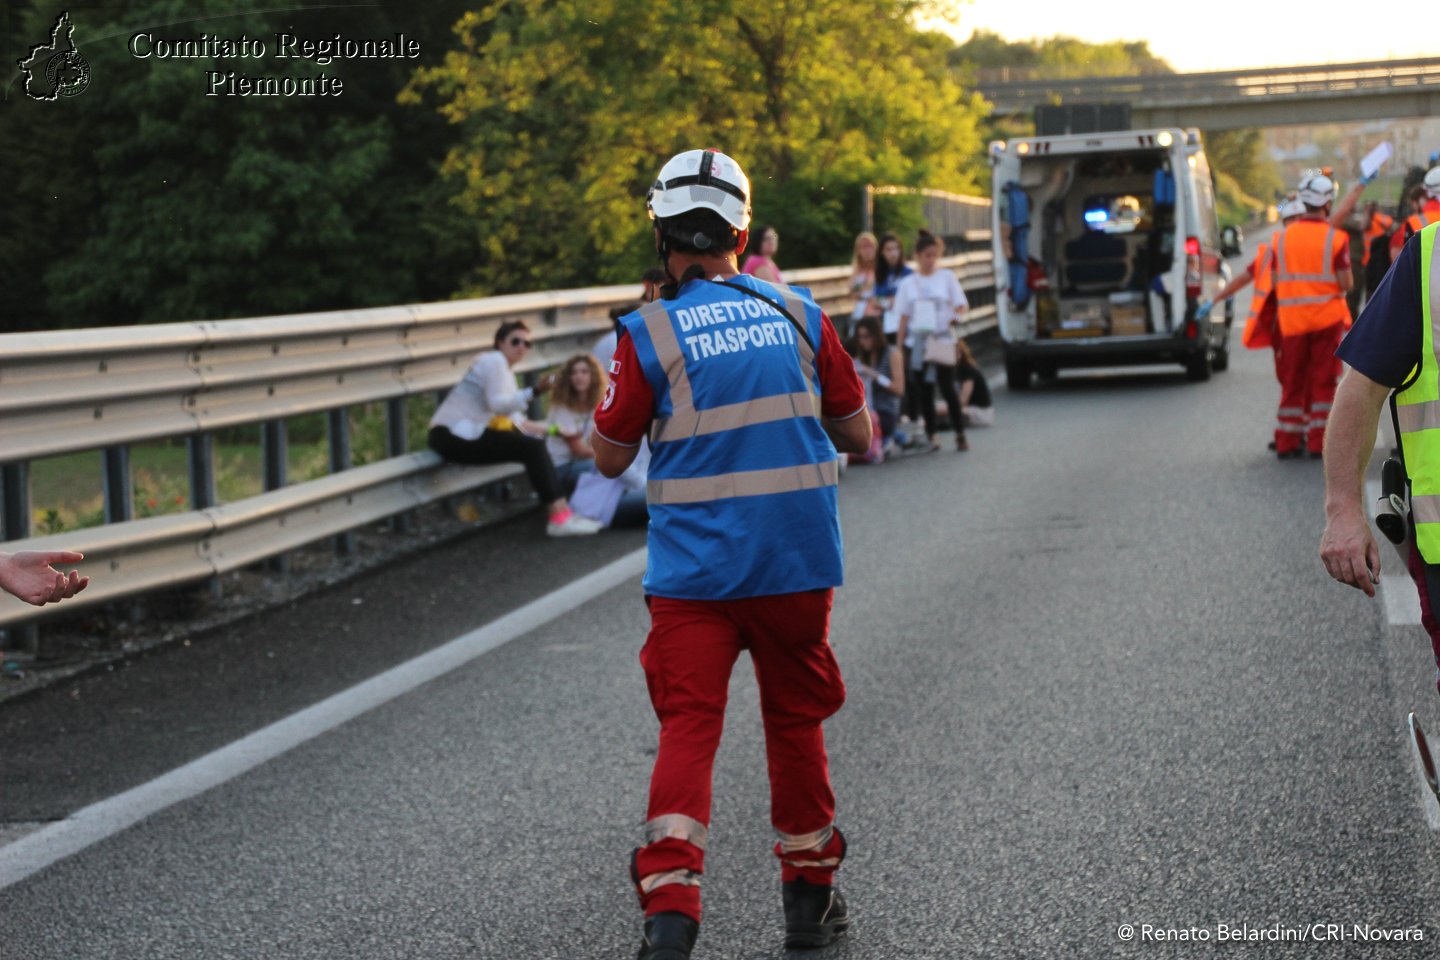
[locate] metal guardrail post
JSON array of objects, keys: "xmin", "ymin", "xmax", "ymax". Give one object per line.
[
  {"xmin": 1, "ymin": 463, "xmax": 39, "ymax": 657},
  {"xmin": 433, "ymin": 389, "xmax": 461, "ymax": 513},
  {"xmin": 328, "ymin": 409, "xmax": 355, "ymax": 554},
  {"xmin": 188, "ymin": 434, "xmax": 217, "ymax": 511},
  {"xmin": 262, "ymin": 420, "xmax": 289, "ymax": 572},
  {"xmin": 102, "ymin": 446, "xmax": 133, "ymax": 525},
  {"xmin": 2, "ymin": 463, "xmax": 31, "ymax": 541},
  {"xmin": 187, "ymin": 433, "xmax": 221, "ymax": 599},
  {"xmin": 386, "ymin": 397, "xmax": 411, "ymax": 532}
]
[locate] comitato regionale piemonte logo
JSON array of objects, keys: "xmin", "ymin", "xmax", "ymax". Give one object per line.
[{"xmin": 17, "ymin": 12, "xmax": 91, "ymax": 101}]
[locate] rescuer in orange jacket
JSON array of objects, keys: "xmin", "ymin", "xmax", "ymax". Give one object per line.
[
  {"xmin": 1205, "ymin": 197, "xmax": 1307, "ymax": 381},
  {"xmin": 1361, "ymin": 201, "xmax": 1394, "ymax": 269},
  {"xmin": 1389, "ymin": 167, "xmax": 1440, "ymax": 260},
  {"xmin": 1270, "ymin": 173, "xmax": 1366, "ymax": 458}
]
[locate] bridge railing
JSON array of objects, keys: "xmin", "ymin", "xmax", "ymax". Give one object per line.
[
  {"xmin": 0, "ymin": 251, "xmax": 997, "ymax": 640},
  {"xmin": 979, "ymin": 56, "xmax": 1440, "ymax": 110}
]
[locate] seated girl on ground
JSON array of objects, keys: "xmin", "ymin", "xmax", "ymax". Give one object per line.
[{"xmin": 545, "ymin": 353, "xmax": 606, "ymax": 493}]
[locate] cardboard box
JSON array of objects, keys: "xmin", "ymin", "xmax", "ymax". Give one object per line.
[
  {"xmin": 1054, "ymin": 298, "xmax": 1108, "ymax": 338},
  {"xmin": 1109, "ymin": 292, "xmax": 1148, "ymax": 336}
]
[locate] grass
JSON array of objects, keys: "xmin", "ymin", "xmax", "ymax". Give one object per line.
[
  {"xmin": 28, "ymin": 441, "xmax": 331, "ymax": 533},
  {"xmin": 23, "ymin": 399, "xmax": 443, "ymax": 534}
]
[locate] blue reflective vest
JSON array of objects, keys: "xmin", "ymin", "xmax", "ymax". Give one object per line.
[{"xmin": 621, "ymin": 274, "xmax": 844, "ymax": 600}]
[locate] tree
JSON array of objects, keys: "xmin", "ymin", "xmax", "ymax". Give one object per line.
[
  {"xmin": 951, "ymin": 29, "xmax": 1170, "ymax": 78},
  {"xmin": 1, "ymin": 0, "xmax": 478, "ymax": 330},
  {"xmin": 1204, "ymin": 128, "xmax": 1282, "ymax": 205},
  {"xmin": 404, "ymin": 0, "xmax": 986, "ymax": 294}
]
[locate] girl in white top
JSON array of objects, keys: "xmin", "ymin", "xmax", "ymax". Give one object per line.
[
  {"xmin": 546, "ymin": 354, "xmax": 604, "ymax": 478},
  {"xmin": 428, "ymin": 321, "xmax": 601, "ymax": 536},
  {"xmin": 895, "ymin": 230, "xmax": 970, "ymax": 452}
]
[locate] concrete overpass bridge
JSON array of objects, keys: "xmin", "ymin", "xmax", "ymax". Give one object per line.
[{"xmin": 977, "ymin": 57, "xmax": 1440, "ymax": 130}]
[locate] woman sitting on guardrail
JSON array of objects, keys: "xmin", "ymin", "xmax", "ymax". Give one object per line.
[{"xmin": 427, "ymin": 321, "xmax": 603, "ymax": 537}]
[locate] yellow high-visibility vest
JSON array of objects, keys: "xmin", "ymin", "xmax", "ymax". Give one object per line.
[{"xmin": 1395, "ymin": 222, "xmax": 1440, "ymax": 560}]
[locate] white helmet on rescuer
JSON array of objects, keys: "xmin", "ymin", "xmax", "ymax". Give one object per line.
[
  {"xmin": 1424, "ymin": 166, "xmax": 1440, "ymax": 199},
  {"xmin": 646, "ymin": 149, "xmax": 752, "ymax": 231},
  {"xmin": 1279, "ymin": 196, "xmax": 1307, "ymax": 221},
  {"xmin": 1297, "ymin": 173, "xmax": 1336, "ymax": 207}
]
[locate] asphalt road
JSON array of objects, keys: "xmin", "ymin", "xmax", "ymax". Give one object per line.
[{"xmin": 3, "ymin": 326, "xmax": 1439, "ymax": 959}]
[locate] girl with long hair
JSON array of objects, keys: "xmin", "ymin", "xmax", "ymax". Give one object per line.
[
  {"xmin": 873, "ymin": 232, "xmax": 913, "ymax": 345},
  {"xmin": 546, "ymin": 353, "xmax": 607, "ymax": 489},
  {"xmin": 850, "ymin": 316, "xmax": 904, "ymax": 450},
  {"xmin": 845, "ymin": 232, "xmax": 879, "ymax": 339}
]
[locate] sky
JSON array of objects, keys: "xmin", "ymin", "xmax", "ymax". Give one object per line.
[{"xmin": 939, "ymin": 0, "xmax": 1433, "ymax": 73}]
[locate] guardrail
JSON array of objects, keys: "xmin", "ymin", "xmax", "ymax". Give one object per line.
[{"xmin": 0, "ymin": 251, "xmax": 996, "ymax": 640}]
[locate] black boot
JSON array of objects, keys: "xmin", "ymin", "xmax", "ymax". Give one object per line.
[
  {"xmin": 636, "ymin": 912, "xmax": 698, "ymax": 960},
  {"xmin": 782, "ymin": 877, "xmax": 850, "ymax": 949}
]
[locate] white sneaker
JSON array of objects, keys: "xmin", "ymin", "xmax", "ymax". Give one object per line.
[{"xmin": 547, "ymin": 513, "xmax": 603, "ymax": 537}]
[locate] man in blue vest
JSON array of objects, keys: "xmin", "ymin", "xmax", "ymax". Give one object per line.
[{"xmin": 593, "ymin": 149, "xmax": 870, "ymax": 959}]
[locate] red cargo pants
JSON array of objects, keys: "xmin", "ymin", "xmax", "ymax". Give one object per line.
[
  {"xmin": 1408, "ymin": 544, "xmax": 1440, "ymax": 696},
  {"xmin": 632, "ymin": 589, "xmax": 847, "ymax": 922},
  {"xmin": 1274, "ymin": 322, "xmax": 1344, "ymax": 455}
]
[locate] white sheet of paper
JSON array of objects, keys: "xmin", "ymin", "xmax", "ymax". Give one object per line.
[
  {"xmin": 911, "ymin": 299, "xmax": 938, "ymax": 333},
  {"xmin": 1361, "ymin": 142, "xmax": 1393, "ymax": 181}
]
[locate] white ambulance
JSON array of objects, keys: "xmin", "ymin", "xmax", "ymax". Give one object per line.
[{"xmin": 991, "ymin": 128, "xmax": 1234, "ymax": 388}]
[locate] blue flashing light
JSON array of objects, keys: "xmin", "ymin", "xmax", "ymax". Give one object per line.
[{"xmin": 1084, "ymin": 209, "xmax": 1109, "ymax": 225}]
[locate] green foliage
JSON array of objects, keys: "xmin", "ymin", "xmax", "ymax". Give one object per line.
[
  {"xmin": 0, "ymin": 0, "xmax": 478, "ymax": 330},
  {"xmin": 951, "ymin": 29, "xmax": 1171, "ymax": 77},
  {"xmin": 405, "ymin": 0, "xmax": 985, "ymax": 294},
  {"xmin": 1214, "ymin": 169, "xmax": 1265, "ymax": 228},
  {"xmin": 1204, "ymin": 129, "xmax": 1282, "ymax": 212}
]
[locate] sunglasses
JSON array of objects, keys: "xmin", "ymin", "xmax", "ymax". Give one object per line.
[{"xmin": 509, "ymin": 337, "xmax": 533, "ymax": 348}]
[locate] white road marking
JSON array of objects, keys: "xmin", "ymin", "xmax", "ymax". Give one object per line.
[
  {"xmin": 1367, "ymin": 480, "xmax": 1421, "ymax": 626},
  {"xmin": 0, "ymin": 547, "xmax": 649, "ymax": 891}
]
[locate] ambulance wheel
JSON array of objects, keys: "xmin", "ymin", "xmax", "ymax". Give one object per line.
[
  {"xmin": 1006, "ymin": 359, "xmax": 1032, "ymax": 390},
  {"xmin": 1212, "ymin": 344, "xmax": 1230, "ymax": 372},
  {"xmin": 1185, "ymin": 350, "xmax": 1213, "ymax": 382}
]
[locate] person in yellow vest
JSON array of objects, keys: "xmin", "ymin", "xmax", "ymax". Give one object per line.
[
  {"xmin": 1321, "ymin": 221, "xmax": 1440, "ymax": 692},
  {"xmin": 1269, "ymin": 174, "xmax": 1368, "ymax": 459},
  {"xmin": 1388, "ymin": 167, "xmax": 1440, "ymax": 261}
]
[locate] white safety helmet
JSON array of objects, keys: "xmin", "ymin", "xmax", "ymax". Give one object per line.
[
  {"xmin": 1425, "ymin": 166, "xmax": 1440, "ymax": 199},
  {"xmin": 646, "ymin": 149, "xmax": 752, "ymax": 231},
  {"xmin": 1279, "ymin": 196, "xmax": 1307, "ymax": 221},
  {"xmin": 1297, "ymin": 173, "xmax": 1336, "ymax": 207}
]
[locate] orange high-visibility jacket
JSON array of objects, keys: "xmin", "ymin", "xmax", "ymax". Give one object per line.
[
  {"xmin": 1241, "ymin": 236, "xmax": 1278, "ymax": 349},
  {"xmin": 1273, "ymin": 219, "xmax": 1350, "ymax": 337},
  {"xmin": 1362, "ymin": 211, "xmax": 1393, "ymax": 267},
  {"xmin": 1391, "ymin": 206, "xmax": 1440, "ymax": 258}
]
